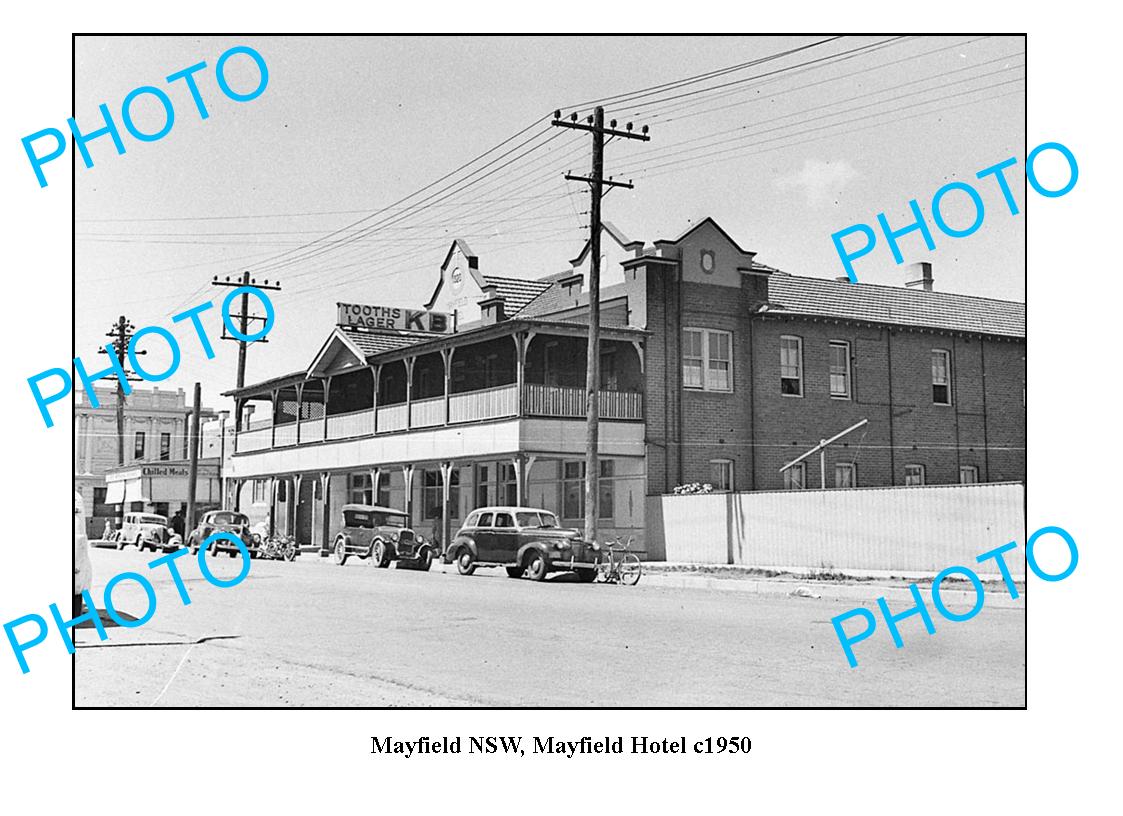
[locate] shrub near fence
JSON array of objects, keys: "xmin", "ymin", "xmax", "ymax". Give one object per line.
[{"xmin": 645, "ymin": 482, "xmax": 1026, "ymax": 577}]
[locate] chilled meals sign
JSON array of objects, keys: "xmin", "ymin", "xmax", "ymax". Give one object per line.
[{"xmin": 336, "ymin": 303, "xmax": 453, "ymax": 333}]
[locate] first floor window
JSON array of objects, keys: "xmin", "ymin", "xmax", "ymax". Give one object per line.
[
  {"xmin": 682, "ymin": 329, "xmax": 705, "ymax": 389},
  {"xmin": 683, "ymin": 328, "xmax": 733, "ymax": 392},
  {"xmin": 783, "ymin": 462, "xmax": 806, "ymax": 490},
  {"xmin": 133, "ymin": 431, "xmax": 145, "ymax": 460},
  {"xmin": 835, "ymin": 463, "xmax": 856, "ymax": 489},
  {"xmin": 780, "ymin": 336, "xmax": 803, "ymax": 396},
  {"xmin": 904, "ymin": 464, "xmax": 925, "ymax": 486},
  {"xmin": 562, "ymin": 460, "xmax": 615, "ymax": 519},
  {"xmin": 932, "ymin": 349, "xmax": 951, "ymax": 405},
  {"xmin": 710, "ymin": 459, "xmax": 734, "ymax": 492},
  {"xmin": 959, "ymin": 465, "xmax": 979, "ymax": 484},
  {"xmin": 159, "ymin": 432, "xmax": 171, "ymax": 460},
  {"xmin": 829, "ymin": 341, "xmax": 851, "ymax": 399}
]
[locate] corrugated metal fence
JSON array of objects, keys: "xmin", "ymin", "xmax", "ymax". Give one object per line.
[{"xmin": 646, "ymin": 482, "xmax": 1026, "ymax": 577}]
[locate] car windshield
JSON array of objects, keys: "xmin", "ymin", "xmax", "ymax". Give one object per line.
[
  {"xmin": 212, "ymin": 512, "xmax": 247, "ymax": 526},
  {"xmin": 374, "ymin": 514, "xmax": 407, "ymax": 528},
  {"xmin": 516, "ymin": 511, "xmax": 558, "ymax": 528},
  {"xmin": 139, "ymin": 515, "xmax": 167, "ymax": 525},
  {"xmin": 344, "ymin": 511, "xmax": 374, "ymax": 529}
]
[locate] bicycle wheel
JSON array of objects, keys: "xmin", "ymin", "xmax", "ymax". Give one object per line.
[{"xmin": 619, "ymin": 554, "xmax": 642, "ymax": 586}]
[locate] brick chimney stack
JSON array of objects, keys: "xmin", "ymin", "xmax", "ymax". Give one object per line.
[{"xmin": 905, "ymin": 262, "xmax": 934, "ymax": 292}]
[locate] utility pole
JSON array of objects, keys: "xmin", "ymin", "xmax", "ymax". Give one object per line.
[
  {"xmin": 99, "ymin": 315, "xmax": 143, "ymax": 466},
  {"xmin": 552, "ymin": 106, "xmax": 649, "ymax": 545},
  {"xmin": 211, "ymin": 271, "xmax": 282, "ymax": 429},
  {"xmin": 186, "ymin": 382, "xmax": 202, "ymax": 533}
]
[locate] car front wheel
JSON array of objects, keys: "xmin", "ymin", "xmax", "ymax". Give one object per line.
[
  {"xmin": 372, "ymin": 540, "xmax": 391, "ymax": 569},
  {"xmin": 525, "ymin": 551, "xmax": 548, "ymax": 582},
  {"xmin": 456, "ymin": 549, "xmax": 476, "ymax": 576}
]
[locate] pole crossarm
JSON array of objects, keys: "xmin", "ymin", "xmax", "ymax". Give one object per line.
[
  {"xmin": 779, "ymin": 418, "xmax": 870, "ymax": 473},
  {"xmin": 551, "ymin": 117, "xmax": 650, "ymax": 142},
  {"xmin": 564, "ymin": 173, "xmax": 634, "ymax": 189}
]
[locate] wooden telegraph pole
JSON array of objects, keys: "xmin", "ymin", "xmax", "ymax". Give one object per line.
[
  {"xmin": 186, "ymin": 382, "xmax": 202, "ymax": 533},
  {"xmin": 551, "ymin": 107, "xmax": 649, "ymax": 545},
  {"xmin": 99, "ymin": 315, "xmax": 143, "ymax": 466},
  {"xmin": 211, "ymin": 271, "xmax": 282, "ymax": 429}
]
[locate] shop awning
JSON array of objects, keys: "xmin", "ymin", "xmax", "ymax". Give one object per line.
[
  {"xmin": 123, "ymin": 480, "xmax": 149, "ymax": 504},
  {"xmin": 105, "ymin": 481, "xmax": 125, "ymax": 504}
]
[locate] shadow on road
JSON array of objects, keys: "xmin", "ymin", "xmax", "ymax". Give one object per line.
[{"xmin": 76, "ymin": 634, "xmax": 241, "ymax": 650}]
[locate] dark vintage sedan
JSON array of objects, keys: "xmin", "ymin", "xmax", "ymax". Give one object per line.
[
  {"xmin": 446, "ymin": 507, "xmax": 600, "ymax": 582},
  {"xmin": 187, "ymin": 510, "xmax": 260, "ymax": 558},
  {"xmin": 332, "ymin": 504, "xmax": 432, "ymax": 570}
]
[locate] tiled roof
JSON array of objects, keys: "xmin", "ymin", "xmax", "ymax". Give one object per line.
[
  {"xmin": 483, "ymin": 275, "xmax": 553, "ymax": 317},
  {"xmin": 765, "ymin": 275, "xmax": 1025, "ymax": 338},
  {"xmin": 344, "ymin": 330, "xmax": 434, "ymax": 355},
  {"xmin": 518, "ymin": 281, "xmax": 577, "ymax": 318}
]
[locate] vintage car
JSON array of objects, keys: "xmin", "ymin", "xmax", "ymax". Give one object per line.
[
  {"xmin": 446, "ymin": 507, "xmax": 600, "ymax": 582},
  {"xmin": 120, "ymin": 512, "xmax": 172, "ymax": 552},
  {"xmin": 187, "ymin": 510, "xmax": 260, "ymax": 558},
  {"xmin": 332, "ymin": 504, "xmax": 432, "ymax": 570}
]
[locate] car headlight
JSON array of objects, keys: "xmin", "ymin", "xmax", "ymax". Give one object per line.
[
  {"xmin": 252, "ymin": 533, "xmax": 261, "ymax": 544},
  {"xmin": 591, "ymin": 542, "xmax": 601, "ymax": 551},
  {"xmin": 554, "ymin": 540, "xmax": 571, "ymax": 550},
  {"xmin": 389, "ymin": 533, "xmax": 399, "ymax": 543}
]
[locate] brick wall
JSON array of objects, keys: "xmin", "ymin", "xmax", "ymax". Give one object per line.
[{"xmin": 642, "ymin": 263, "xmax": 1026, "ymax": 495}]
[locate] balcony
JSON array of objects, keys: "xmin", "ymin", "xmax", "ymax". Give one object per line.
[{"xmin": 234, "ymin": 383, "xmax": 642, "ymax": 454}]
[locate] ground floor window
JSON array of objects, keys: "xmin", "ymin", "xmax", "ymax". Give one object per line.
[
  {"xmin": 562, "ymin": 460, "xmax": 614, "ymax": 520},
  {"xmin": 422, "ymin": 469, "xmax": 461, "ymax": 520},
  {"xmin": 348, "ymin": 473, "xmax": 371, "ymax": 504},
  {"xmin": 498, "ymin": 463, "xmax": 518, "ymax": 506},
  {"xmin": 904, "ymin": 464, "xmax": 925, "ymax": 486},
  {"xmin": 252, "ymin": 479, "xmax": 269, "ymax": 504},
  {"xmin": 834, "ymin": 463, "xmax": 856, "ymax": 489},
  {"xmin": 959, "ymin": 465, "xmax": 979, "ymax": 484},
  {"xmin": 783, "ymin": 463, "xmax": 806, "ymax": 490},
  {"xmin": 710, "ymin": 459, "xmax": 734, "ymax": 491}
]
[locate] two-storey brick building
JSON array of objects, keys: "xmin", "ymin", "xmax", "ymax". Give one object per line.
[{"xmin": 223, "ymin": 217, "xmax": 1025, "ymax": 556}]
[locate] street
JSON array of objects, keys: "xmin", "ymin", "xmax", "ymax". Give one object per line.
[{"xmin": 75, "ymin": 547, "xmax": 1026, "ymax": 707}]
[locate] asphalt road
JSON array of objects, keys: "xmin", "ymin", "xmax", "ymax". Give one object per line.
[{"xmin": 74, "ymin": 546, "xmax": 1026, "ymax": 707}]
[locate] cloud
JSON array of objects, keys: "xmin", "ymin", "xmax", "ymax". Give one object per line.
[{"xmin": 776, "ymin": 159, "xmax": 859, "ymax": 207}]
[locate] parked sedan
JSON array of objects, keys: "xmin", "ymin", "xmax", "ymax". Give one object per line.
[
  {"xmin": 446, "ymin": 507, "xmax": 599, "ymax": 582},
  {"xmin": 332, "ymin": 504, "xmax": 432, "ymax": 569},
  {"xmin": 187, "ymin": 510, "xmax": 260, "ymax": 558},
  {"xmin": 120, "ymin": 512, "xmax": 171, "ymax": 552}
]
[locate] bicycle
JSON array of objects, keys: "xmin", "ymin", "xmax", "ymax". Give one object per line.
[{"xmin": 596, "ymin": 536, "xmax": 643, "ymax": 586}]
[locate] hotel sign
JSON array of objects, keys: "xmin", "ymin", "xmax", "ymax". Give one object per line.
[{"xmin": 336, "ymin": 303, "xmax": 453, "ymax": 334}]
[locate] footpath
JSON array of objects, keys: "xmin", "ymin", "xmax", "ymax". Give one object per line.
[{"xmin": 431, "ymin": 560, "xmax": 1024, "ymax": 609}]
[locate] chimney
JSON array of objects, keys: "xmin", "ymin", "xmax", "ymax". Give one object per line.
[
  {"xmin": 905, "ymin": 262, "xmax": 933, "ymax": 292},
  {"xmin": 479, "ymin": 295, "xmax": 506, "ymax": 325}
]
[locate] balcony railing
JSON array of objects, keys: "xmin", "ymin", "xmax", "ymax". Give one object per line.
[
  {"xmin": 410, "ymin": 395, "xmax": 445, "ymax": 428},
  {"xmin": 327, "ymin": 409, "xmax": 374, "ymax": 440},
  {"xmin": 377, "ymin": 403, "xmax": 408, "ymax": 433},
  {"xmin": 523, "ymin": 383, "xmax": 643, "ymax": 420},
  {"xmin": 301, "ymin": 419, "xmax": 325, "ymax": 444},
  {"xmin": 273, "ymin": 422, "xmax": 298, "ymax": 447},
  {"xmin": 449, "ymin": 383, "xmax": 518, "ymax": 423},
  {"xmin": 235, "ymin": 383, "xmax": 642, "ymax": 452},
  {"xmin": 237, "ymin": 425, "xmax": 273, "ymax": 453}
]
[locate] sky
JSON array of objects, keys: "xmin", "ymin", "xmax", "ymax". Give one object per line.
[{"xmin": 74, "ymin": 35, "xmax": 1026, "ymax": 410}]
